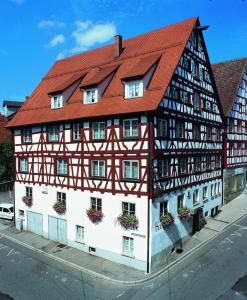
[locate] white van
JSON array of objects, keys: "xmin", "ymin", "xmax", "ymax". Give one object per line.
[{"xmin": 0, "ymin": 203, "xmax": 14, "ymax": 220}]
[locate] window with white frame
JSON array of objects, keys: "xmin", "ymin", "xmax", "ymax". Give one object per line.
[
  {"xmin": 122, "ymin": 236, "xmax": 134, "ymax": 256},
  {"xmin": 177, "ymin": 194, "xmax": 184, "ymax": 211},
  {"xmin": 193, "ymin": 189, "xmax": 199, "ymax": 205},
  {"xmin": 56, "ymin": 159, "xmax": 68, "ymax": 176},
  {"xmin": 22, "ymin": 129, "xmax": 32, "ymax": 143},
  {"xmin": 92, "ymin": 122, "xmax": 105, "ymax": 140},
  {"xmin": 123, "ymin": 160, "xmax": 139, "ymax": 180},
  {"xmin": 206, "ymin": 155, "xmax": 211, "ymax": 170},
  {"xmin": 123, "ymin": 119, "xmax": 138, "ymax": 138},
  {"xmin": 84, "ymin": 89, "xmax": 98, "ymax": 104},
  {"xmin": 171, "ymin": 86, "xmax": 179, "ymax": 100},
  {"xmin": 57, "ymin": 192, "xmax": 66, "ymax": 203},
  {"xmin": 91, "ymin": 197, "xmax": 102, "ymax": 211},
  {"xmin": 193, "ymin": 124, "xmax": 200, "ymax": 140},
  {"xmin": 160, "ymin": 201, "xmax": 168, "ymax": 217},
  {"xmin": 181, "ymin": 90, "xmax": 190, "ymax": 103},
  {"xmin": 178, "ymin": 158, "xmax": 187, "ymax": 175},
  {"xmin": 214, "ymin": 183, "xmax": 217, "ymax": 196},
  {"xmin": 193, "ymin": 92, "xmax": 201, "ymax": 111},
  {"xmin": 159, "ymin": 159, "xmax": 169, "ymax": 177},
  {"xmin": 72, "ymin": 123, "xmax": 81, "ymax": 141},
  {"xmin": 203, "ymin": 186, "xmax": 208, "ymax": 200},
  {"xmin": 26, "ymin": 186, "xmax": 32, "ymax": 197},
  {"xmin": 20, "ymin": 158, "xmax": 28, "ymax": 173},
  {"xmin": 125, "ymin": 81, "xmax": 143, "ymax": 99},
  {"xmin": 211, "ymin": 184, "xmax": 214, "ymax": 198},
  {"xmin": 215, "ymin": 155, "xmax": 220, "ymax": 168},
  {"xmin": 48, "ymin": 125, "xmax": 59, "ymax": 142},
  {"xmin": 183, "ymin": 57, "xmax": 191, "ymax": 72},
  {"xmin": 215, "ymin": 128, "xmax": 221, "ymax": 142},
  {"xmin": 194, "ymin": 156, "xmax": 201, "ymax": 172},
  {"xmin": 157, "ymin": 119, "xmax": 168, "ymax": 137},
  {"xmin": 75, "ymin": 225, "xmax": 84, "ymax": 243},
  {"xmin": 176, "ymin": 121, "xmax": 185, "ymax": 138},
  {"xmin": 206, "ymin": 126, "xmax": 212, "ymax": 140},
  {"xmin": 91, "ymin": 160, "xmax": 105, "ymax": 177},
  {"xmin": 122, "ymin": 202, "xmax": 135, "ymax": 215},
  {"xmin": 217, "ymin": 182, "xmax": 221, "ymax": 195},
  {"xmin": 51, "ymin": 95, "xmax": 63, "ymax": 109}
]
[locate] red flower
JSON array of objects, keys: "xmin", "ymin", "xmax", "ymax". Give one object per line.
[{"xmin": 87, "ymin": 208, "xmax": 103, "ymax": 223}]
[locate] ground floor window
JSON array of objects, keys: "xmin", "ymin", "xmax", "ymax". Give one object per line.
[
  {"xmin": 177, "ymin": 194, "xmax": 184, "ymax": 212},
  {"xmin": 26, "ymin": 186, "xmax": 32, "ymax": 197},
  {"xmin": 122, "ymin": 236, "xmax": 134, "ymax": 256},
  {"xmin": 122, "ymin": 202, "xmax": 135, "ymax": 215},
  {"xmin": 193, "ymin": 189, "xmax": 199, "ymax": 205},
  {"xmin": 57, "ymin": 192, "xmax": 66, "ymax": 203},
  {"xmin": 160, "ymin": 201, "xmax": 168, "ymax": 217},
  {"xmin": 91, "ymin": 197, "xmax": 102, "ymax": 211},
  {"xmin": 75, "ymin": 225, "xmax": 84, "ymax": 243},
  {"xmin": 203, "ymin": 186, "xmax": 208, "ymax": 200}
]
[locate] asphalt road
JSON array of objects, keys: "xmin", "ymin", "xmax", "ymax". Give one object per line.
[{"xmin": 1, "ymin": 215, "xmax": 247, "ymax": 300}]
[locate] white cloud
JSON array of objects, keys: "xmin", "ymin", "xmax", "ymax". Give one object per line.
[
  {"xmin": 47, "ymin": 34, "xmax": 65, "ymax": 47},
  {"xmin": 38, "ymin": 20, "xmax": 66, "ymax": 29},
  {"xmin": 11, "ymin": 0, "xmax": 24, "ymax": 5},
  {"xmin": 71, "ymin": 20, "xmax": 117, "ymax": 53}
]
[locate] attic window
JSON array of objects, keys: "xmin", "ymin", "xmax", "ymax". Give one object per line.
[
  {"xmin": 51, "ymin": 95, "xmax": 63, "ymax": 109},
  {"xmin": 84, "ymin": 89, "xmax": 98, "ymax": 104},
  {"xmin": 125, "ymin": 81, "xmax": 143, "ymax": 99}
]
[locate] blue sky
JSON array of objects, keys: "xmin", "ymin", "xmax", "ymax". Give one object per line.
[{"xmin": 0, "ymin": 0, "xmax": 246, "ymax": 108}]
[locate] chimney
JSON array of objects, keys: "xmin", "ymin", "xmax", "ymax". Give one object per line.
[{"xmin": 114, "ymin": 35, "xmax": 123, "ymax": 58}]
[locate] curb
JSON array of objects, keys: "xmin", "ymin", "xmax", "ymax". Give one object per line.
[{"xmin": 0, "ymin": 212, "xmax": 247, "ymax": 286}]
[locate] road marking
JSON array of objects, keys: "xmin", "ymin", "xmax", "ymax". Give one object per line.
[
  {"xmin": 233, "ymin": 224, "xmax": 247, "ymax": 230},
  {"xmin": 0, "ymin": 244, "xmax": 8, "ymax": 250},
  {"xmin": 230, "ymin": 231, "xmax": 242, "ymax": 237},
  {"xmin": 116, "ymin": 291, "xmax": 125, "ymax": 298},
  {"xmin": 7, "ymin": 249, "xmax": 19, "ymax": 257},
  {"xmin": 224, "ymin": 238, "xmax": 233, "ymax": 244}
]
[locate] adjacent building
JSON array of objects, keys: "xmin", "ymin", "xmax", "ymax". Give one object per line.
[
  {"xmin": 3, "ymin": 100, "xmax": 24, "ymax": 120},
  {"xmin": 7, "ymin": 17, "xmax": 224, "ymax": 272},
  {"xmin": 212, "ymin": 58, "xmax": 247, "ymax": 203}
]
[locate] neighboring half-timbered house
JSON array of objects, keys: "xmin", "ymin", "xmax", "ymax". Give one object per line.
[
  {"xmin": 7, "ymin": 17, "xmax": 223, "ymax": 272},
  {"xmin": 212, "ymin": 58, "xmax": 247, "ymax": 203}
]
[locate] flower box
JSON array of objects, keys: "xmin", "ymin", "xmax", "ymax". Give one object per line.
[
  {"xmin": 22, "ymin": 196, "xmax": 33, "ymax": 207},
  {"xmin": 117, "ymin": 214, "xmax": 139, "ymax": 229},
  {"xmin": 178, "ymin": 207, "xmax": 190, "ymax": 219},
  {"xmin": 87, "ymin": 208, "xmax": 103, "ymax": 223},
  {"xmin": 160, "ymin": 213, "xmax": 174, "ymax": 228},
  {"xmin": 53, "ymin": 201, "xmax": 66, "ymax": 215}
]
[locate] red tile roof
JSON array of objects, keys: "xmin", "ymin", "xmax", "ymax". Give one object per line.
[
  {"xmin": 7, "ymin": 17, "xmax": 198, "ymax": 128},
  {"xmin": 212, "ymin": 57, "xmax": 247, "ymax": 116},
  {"xmin": 0, "ymin": 115, "xmax": 11, "ymax": 144}
]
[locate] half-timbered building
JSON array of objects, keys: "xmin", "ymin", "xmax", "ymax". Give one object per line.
[
  {"xmin": 212, "ymin": 58, "xmax": 247, "ymax": 203},
  {"xmin": 7, "ymin": 17, "xmax": 223, "ymax": 272}
]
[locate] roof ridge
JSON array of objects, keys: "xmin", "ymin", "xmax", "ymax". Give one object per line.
[{"xmin": 212, "ymin": 56, "xmax": 247, "ymax": 66}]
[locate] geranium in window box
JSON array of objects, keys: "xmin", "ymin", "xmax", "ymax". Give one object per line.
[
  {"xmin": 22, "ymin": 196, "xmax": 33, "ymax": 207},
  {"xmin": 53, "ymin": 201, "xmax": 66, "ymax": 215},
  {"xmin": 86, "ymin": 208, "xmax": 103, "ymax": 223},
  {"xmin": 178, "ymin": 207, "xmax": 190, "ymax": 220},
  {"xmin": 160, "ymin": 213, "xmax": 174, "ymax": 228},
  {"xmin": 117, "ymin": 214, "xmax": 139, "ymax": 229}
]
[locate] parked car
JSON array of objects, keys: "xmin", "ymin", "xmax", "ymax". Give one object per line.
[{"xmin": 0, "ymin": 203, "xmax": 14, "ymax": 220}]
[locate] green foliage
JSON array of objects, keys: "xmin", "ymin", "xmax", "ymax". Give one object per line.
[
  {"xmin": 2, "ymin": 139, "xmax": 12, "ymax": 158},
  {"xmin": 0, "ymin": 138, "xmax": 13, "ymax": 182},
  {"xmin": 0, "ymin": 165, "xmax": 6, "ymax": 181}
]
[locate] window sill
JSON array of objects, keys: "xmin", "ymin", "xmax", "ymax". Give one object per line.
[
  {"xmin": 203, "ymin": 198, "xmax": 209, "ymax": 203},
  {"xmin": 91, "ymin": 139, "xmax": 106, "ymax": 142},
  {"xmin": 75, "ymin": 240, "xmax": 85, "ymax": 245},
  {"xmin": 47, "ymin": 140, "xmax": 59, "ymax": 143},
  {"xmin": 121, "ymin": 252, "xmax": 135, "ymax": 258},
  {"xmin": 122, "ymin": 136, "xmax": 139, "ymax": 140},
  {"xmin": 89, "ymin": 176, "xmax": 106, "ymax": 180},
  {"xmin": 121, "ymin": 178, "xmax": 140, "ymax": 183},
  {"xmin": 22, "ymin": 142, "xmax": 32, "ymax": 145},
  {"xmin": 56, "ymin": 174, "xmax": 68, "ymax": 177},
  {"xmin": 193, "ymin": 201, "xmax": 200, "ymax": 207}
]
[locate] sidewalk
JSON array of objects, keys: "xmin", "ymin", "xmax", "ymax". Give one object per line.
[{"xmin": 0, "ymin": 189, "xmax": 246, "ymax": 284}]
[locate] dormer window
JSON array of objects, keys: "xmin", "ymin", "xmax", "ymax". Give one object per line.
[
  {"xmin": 84, "ymin": 89, "xmax": 98, "ymax": 104},
  {"xmin": 125, "ymin": 81, "xmax": 143, "ymax": 99},
  {"xmin": 51, "ymin": 95, "xmax": 63, "ymax": 109}
]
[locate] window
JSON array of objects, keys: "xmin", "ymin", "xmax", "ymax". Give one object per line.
[
  {"xmin": 203, "ymin": 186, "xmax": 208, "ymax": 200},
  {"xmin": 122, "ymin": 202, "xmax": 135, "ymax": 215},
  {"xmin": 22, "ymin": 129, "xmax": 32, "ymax": 143},
  {"xmin": 75, "ymin": 225, "xmax": 84, "ymax": 243},
  {"xmin": 48, "ymin": 126, "xmax": 59, "ymax": 142},
  {"xmin": 193, "ymin": 92, "xmax": 201, "ymax": 111},
  {"xmin": 229, "ymin": 144, "xmax": 234, "ymax": 156},
  {"xmin": 84, "ymin": 89, "xmax": 98, "ymax": 104},
  {"xmin": 206, "ymin": 127, "xmax": 212, "ymax": 140},
  {"xmin": 157, "ymin": 119, "xmax": 168, "ymax": 137},
  {"xmin": 171, "ymin": 86, "xmax": 179, "ymax": 100},
  {"xmin": 51, "ymin": 95, "xmax": 63, "ymax": 109},
  {"xmin": 211, "ymin": 184, "xmax": 214, "ymax": 198},
  {"xmin": 160, "ymin": 201, "xmax": 168, "ymax": 217},
  {"xmin": 203, "ymin": 69, "xmax": 210, "ymax": 83},
  {"xmin": 91, "ymin": 197, "xmax": 102, "ymax": 211},
  {"xmin": 192, "ymin": 60, "xmax": 200, "ymax": 79},
  {"xmin": 57, "ymin": 192, "xmax": 66, "ymax": 203},
  {"xmin": 123, "ymin": 160, "xmax": 139, "ymax": 180},
  {"xmin": 91, "ymin": 160, "xmax": 105, "ymax": 177},
  {"xmin": 229, "ymin": 119, "xmax": 234, "ymax": 132},
  {"xmin": 217, "ymin": 182, "xmax": 221, "ymax": 195},
  {"xmin": 92, "ymin": 122, "xmax": 105, "ymax": 140},
  {"xmin": 191, "ymin": 31, "xmax": 197, "ymax": 48},
  {"xmin": 181, "ymin": 90, "xmax": 190, "ymax": 103},
  {"xmin": 193, "ymin": 124, "xmax": 200, "ymax": 140},
  {"xmin": 122, "ymin": 236, "xmax": 134, "ymax": 256},
  {"xmin": 159, "ymin": 159, "xmax": 169, "ymax": 178},
  {"xmin": 206, "ymin": 101, "xmax": 211, "ymax": 111},
  {"xmin": 206, "ymin": 155, "xmax": 211, "ymax": 170},
  {"xmin": 176, "ymin": 121, "xmax": 185, "ymax": 138},
  {"xmin": 183, "ymin": 57, "xmax": 191, "ymax": 72},
  {"xmin": 215, "ymin": 156, "xmax": 220, "ymax": 168},
  {"xmin": 56, "ymin": 159, "xmax": 68, "ymax": 176},
  {"xmin": 194, "ymin": 157, "xmax": 201, "ymax": 172},
  {"xmin": 20, "ymin": 158, "xmax": 28, "ymax": 173},
  {"xmin": 215, "ymin": 128, "xmax": 221, "ymax": 142},
  {"xmin": 178, "ymin": 158, "xmax": 187, "ymax": 175},
  {"xmin": 193, "ymin": 189, "xmax": 199, "ymax": 205},
  {"xmin": 123, "ymin": 119, "xmax": 138, "ymax": 138},
  {"xmin": 26, "ymin": 187, "xmax": 32, "ymax": 197},
  {"xmin": 72, "ymin": 124, "xmax": 81, "ymax": 141},
  {"xmin": 177, "ymin": 194, "xmax": 184, "ymax": 212},
  {"xmin": 125, "ymin": 81, "xmax": 143, "ymax": 98},
  {"xmin": 237, "ymin": 120, "xmax": 242, "ymax": 133}
]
